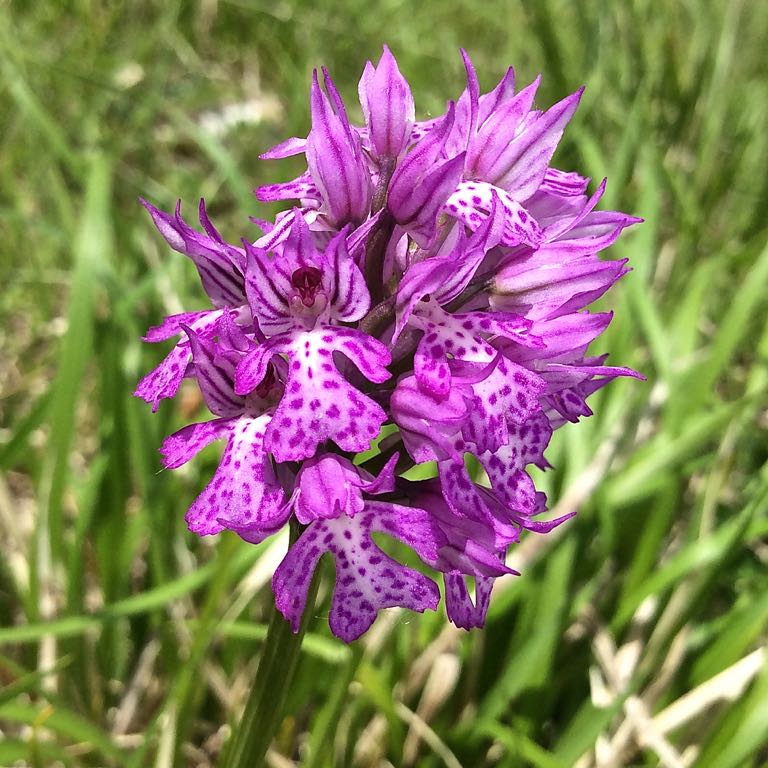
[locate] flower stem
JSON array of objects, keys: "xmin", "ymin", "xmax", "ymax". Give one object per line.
[
  {"xmin": 222, "ymin": 524, "xmax": 319, "ymax": 768},
  {"xmin": 365, "ymin": 157, "xmax": 397, "ymax": 304}
]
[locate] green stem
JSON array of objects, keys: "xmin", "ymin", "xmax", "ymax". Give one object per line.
[{"xmin": 222, "ymin": 524, "xmax": 319, "ymax": 768}]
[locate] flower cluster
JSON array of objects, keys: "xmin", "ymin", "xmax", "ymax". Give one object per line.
[{"xmin": 136, "ymin": 48, "xmax": 641, "ymax": 642}]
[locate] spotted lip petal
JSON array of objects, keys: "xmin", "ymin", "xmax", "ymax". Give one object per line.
[
  {"xmin": 411, "ymin": 481, "xmax": 517, "ymax": 631},
  {"xmin": 256, "ymin": 171, "xmax": 321, "ymax": 205},
  {"xmin": 400, "ymin": 299, "xmax": 546, "ymax": 454},
  {"xmin": 272, "ymin": 501, "xmax": 442, "ymax": 643},
  {"xmin": 235, "ymin": 327, "xmax": 391, "ymax": 461},
  {"xmin": 134, "ymin": 311, "xmax": 222, "ymax": 411},
  {"xmin": 444, "ymin": 180, "xmax": 543, "ymax": 247},
  {"xmin": 161, "ymin": 414, "xmax": 288, "ymax": 542}
]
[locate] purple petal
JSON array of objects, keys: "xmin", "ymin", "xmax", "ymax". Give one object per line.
[
  {"xmin": 236, "ymin": 328, "xmax": 391, "ymax": 461},
  {"xmin": 345, "ymin": 209, "xmax": 383, "ymax": 266},
  {"xmin": 468, "ymin": 76, "xmax": 540, "ymax": 180},
  {"xmin": 272, "ymin": 501, "xmax": 441, "ymax": 642},
  {"xmin": 183, "ymin": 415, "xmax": 286, "ymax": 540},
  {"xmin": 445, "ymin": 573, "xmax": 495, "ymax": 630},
  {"xmin": 358, "ymin": 44, "xmax": 415, "ymax": 158},
  {"xmin": 445, "ymin": 49, "xmax": 480, "ymax": 156},
  {"xmin": 184, "ymin": 324, "xmax": 244, "ymax": 418},
  {"xmin": 134, "ymin": 343, "xmax": 193, "ymax": 411},
  {"xmin": 252, "ymin": 208, "xmax": 299, "ymax": 253},
  {"xmin": 417, "ymin": 486, "xmax": 515, "ymax": 577},
  {"xmin": 493, "ymin": 88, "xmax": 584, "ymax": 199},
  {"xmin": 390, "ymin": 375, "xmax": 470, "ymax": 463},
  {"xmin": 143, "ymin": 310, "xmax": 213, "ymax": 343},
  {"xmin": 503, "ymin": 312, "xmax": 613, "ymax": 362},
  {"xmin": 477, "ymin": 66, "xmax": 516, "ymax": 124},
  {"xmin": 359, "ymin": 452, "xmax": 400, "ymax": 495},
  {"xmin": 160, "ymin": 418, "xmax": 231, "ymax": 469},
  {"xmin": 260, "ymin": 136, "xmax": 307, "ymax": 160},
  {"xmin": 444, "ymin": 180, "xmax": 542, "ymax": 247},
  {"xmin": 256, "ymin": 172, "xmax": 321, "ymax": 204},
  {"xmin": 294, "ymin": 454, "xmax": 365, "ymax": 523},
  {"xmin": 135, "ymin": 311, "xmax": 221, "ymax": 411},
  {"xmin": 392, "ymin": 152, "xmax": 467, "ymax": 247},
  {"xmin": 539, "ymin": 167, "xmax": 590, "ymax": 197},
  {"xmin": 139, "ymin": 198, "xmax": 246, "ymax": 308},
  {"xmin": 388, "ymin": 102, "xmax": 456, "ymax": 214},
  {"xmin": 325, "ymin": 228, "xmax": 371, "ymax": 322},
  {"xmin": 492, "ymin": 256, "xmax": 629, "ymax": 320},
  {"xmin": 307, "ymin": 70, "xmax": 372, "ymax": 227},
  {"xmin": 243, "ymin": 240, "xmax": 297, "ymax": 335}
]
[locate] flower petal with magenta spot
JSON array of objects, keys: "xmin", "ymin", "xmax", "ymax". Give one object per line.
[{"xmin": 273, "ymin": 501, "xmax": 441, "ymax": 642}]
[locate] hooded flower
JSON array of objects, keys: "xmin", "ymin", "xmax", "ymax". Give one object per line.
[
  {"xmin": 136, "ymin": 47, "xmax": 643, "ymax": 642},
  {"xmin": 134, "ymin": 199, "xmax": 249, "ymax": 410},
  {"xmin": 358, "ymin": 44, "xmax": 415, "ymax": 160}
]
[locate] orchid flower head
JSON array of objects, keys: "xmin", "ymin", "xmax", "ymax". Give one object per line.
[{"xmin": 136, "ymin": 48, "xmax": 642, "ymax": 641}]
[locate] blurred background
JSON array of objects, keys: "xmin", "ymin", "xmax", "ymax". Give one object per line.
[{"xmin": 1, "ymin": 1, "xmax": 767, "ymax": 766}]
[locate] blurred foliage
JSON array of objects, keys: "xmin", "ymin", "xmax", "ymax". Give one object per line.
[{"xmin": 0, "ymin": 0, "xmax": 767, "ymax": 766}]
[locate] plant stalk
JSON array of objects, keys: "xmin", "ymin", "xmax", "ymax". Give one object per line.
[{"xmin": 222, "ymin": 523, "xmax": 319, "ymax": 768}]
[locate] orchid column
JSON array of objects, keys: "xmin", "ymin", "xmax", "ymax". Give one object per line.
[{"xmin": 136, "ymin": 45, "xmax": 642, "ymax": 764}]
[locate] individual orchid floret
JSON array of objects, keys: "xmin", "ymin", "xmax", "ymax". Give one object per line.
[
  {"xmin": 450, "ymin": 50, "xmax": 585, "ymax": 201},
  {"xmin": 386, "ymin": 104, "xmax": 466, "ymax": 246},
  {"xmin": 411, "ymin": 485, "xmax": 515, "ymax": 630},
  {"xmin": 358, "ymin": 44, "xmax": 415, "ymax": 160},
  {"xmin": 273, "ymin": 501, "xmax": 442, "ymax": 642},
  {"xmin": 159, "ymin": 318, "xmax": 288, "ymax": 544},
  {"xmin": 139, "ymin": 198, "xmax": 247, "ymax": 308},
  {"xmin": 393, "ymin": 298, "xmax": 546, "ymax": 454},
  {"xmin": 134, "ymin": 199, "xmax": 250, "ymax": 411},
  {"xmin": 305, "ymin": 69, "xmax": 372, "ymax": 228}
]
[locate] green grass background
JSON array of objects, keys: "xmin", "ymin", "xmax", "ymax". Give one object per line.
[{"xmin": 1, "ymin": 1, "xmax": 767, "ymax": 766}]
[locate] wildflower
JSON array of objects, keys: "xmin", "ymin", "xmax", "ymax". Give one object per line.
[{"xmin": 137, "ymin": 48, "xmax": 642, "ymax": 641}]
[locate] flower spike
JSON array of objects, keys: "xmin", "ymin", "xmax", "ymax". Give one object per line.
[{"xmin": 136, "ymin": 48, "xmax": 643, "ymax": 641}]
